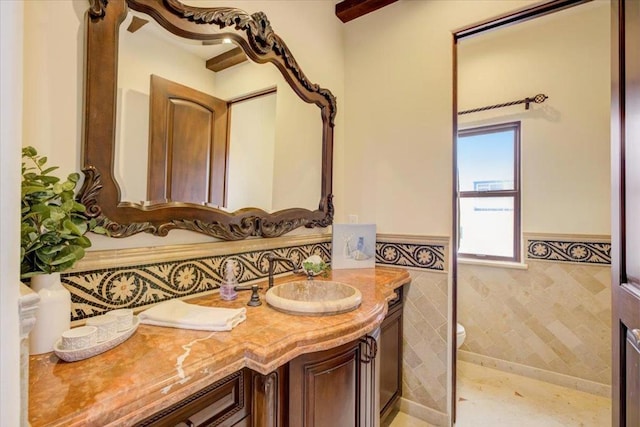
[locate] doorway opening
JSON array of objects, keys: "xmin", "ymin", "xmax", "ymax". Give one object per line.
[{"xmin": 452, "ymin": 1, "xmax": 611, "ymax": 424}]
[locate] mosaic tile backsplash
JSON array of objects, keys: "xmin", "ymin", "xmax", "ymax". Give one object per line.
[
  {"xmin": 376, "ymin": 241, "xmax": 446, "ymax": 271},
  {"xmin": 60, "ymin": 235, "xmax": 448, "ymax": 322},
  {"xmin": 62, "ymin": 242, "xmax": 330, "ymax": 322},
  {"xmin": 526, "ymin": 239, "xmax": 611, "ymax": 265}
]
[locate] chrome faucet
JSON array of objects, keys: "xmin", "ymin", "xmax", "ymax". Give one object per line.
[{"xmin": 266, "ymin": 253, "xmax": 299, "ymax": 288}]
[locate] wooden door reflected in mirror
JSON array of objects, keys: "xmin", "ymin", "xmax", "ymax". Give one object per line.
[{"xmin": 147, "ymin": 74, "xmax": 229, "ymax": 206}]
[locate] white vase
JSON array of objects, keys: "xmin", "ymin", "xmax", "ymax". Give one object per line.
[{"xmin": 29, "ymin": 273, "xmax": 71, "ymax": 355}]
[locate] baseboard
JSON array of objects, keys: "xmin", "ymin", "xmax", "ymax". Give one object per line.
[
  {"xmin": 398, "ymin": 397, "xmax": 450, "ymax": 426},
  {"xmin": 458, "ymin": 350, "xmax": 611, "ymax": 398}
]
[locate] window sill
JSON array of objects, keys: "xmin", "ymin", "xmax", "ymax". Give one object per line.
[{"xmin": 457, "ymin": 257, "xmax": 528, "ymax": 270}]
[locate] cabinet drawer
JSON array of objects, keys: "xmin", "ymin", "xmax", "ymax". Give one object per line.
[{"xmin": 136, "ymin": 369, "xmax": 251, "ymax": 427}]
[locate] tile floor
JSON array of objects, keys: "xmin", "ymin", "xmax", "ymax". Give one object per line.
[{"xmin": 384, "ymin": 360, "xmax": 611, "ymax": 427}]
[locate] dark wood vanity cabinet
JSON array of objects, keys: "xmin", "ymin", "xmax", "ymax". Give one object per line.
[
  {"xmin": 136, "ymin": 339, "xmax": 376, "ymax": 427},
  {"xmin": 380, "ymin": 286, "xmax": 404, "ymax": 420},
  {"xmin": 135, "ymin": 368, "xmax": 252, "ymax": 427},
  {"xmin": 134, "ymin": 287, "xmax": 405, "ymax": 427}
]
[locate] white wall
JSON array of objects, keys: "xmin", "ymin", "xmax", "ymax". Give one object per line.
[
  {"xmin": 227, "ymin": 94, "xmax": 277, "ymax": 211},
  {"xmin": 458, "ymin": 1, "xmax": 610, "ymax": 235},
  {"xmin": 342, "ymin": 0, "xmax": 541, "ymax": 235},
  {"xmin": 22, "ymin": 0, "xmax": 344, "ymax": 250},
  {"xmin": 1, "ymin": 1, "xmax": 24, "ymax": 424},
  {"xmin": 215, "ymin": 58, "xmax": 322, "ymax": 212},
  {"xmin": 23, "ymin": 0, "xmax": 85, "ymax": 181}
]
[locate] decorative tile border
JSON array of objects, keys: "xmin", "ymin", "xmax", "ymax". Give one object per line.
[
  {"xmin": 59, "ymin": 231, "xmax": 608, "ymax": 321},
  {"xmin": 375, "ymin": 234, "xmax": 448, "ymax": 272},
  {"xmin": 525, "ymin": 233, "xmax": 611, "ymax": 265},
  {"xmin": 63, "ymin": 242, "xmax": 330, "ymax": 322},
  {"xmin": 61, "ymin": 232, "xmax": 451, "ymax": 322}
]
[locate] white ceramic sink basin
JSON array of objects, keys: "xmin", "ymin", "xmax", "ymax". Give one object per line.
[{"xmin": 265, "ymin": 280, "xmax": 362, "ymax": 316}]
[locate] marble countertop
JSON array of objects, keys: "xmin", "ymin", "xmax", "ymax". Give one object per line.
[{"xmin": 29, "ymin": 267, "xmax": 410, "ymax": 426}]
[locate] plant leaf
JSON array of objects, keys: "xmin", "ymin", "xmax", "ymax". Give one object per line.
[
  {"xmin": 40, "ymin": 166, "xmax": 59, "ymax": 175},
  {"xmin": 23, "ymin": 146, "xmax": 37, "ymax": 157},
  {"xmin": 63, "ymin": 219, "xmax": 82, "ymax": 236},
  {"xmin": 61, "ymin": 199, "xmax": 75, "ymax": 212},
  {"xmin": 61, "ymin": 180, "xmax": 76, "ymax": 192},
  {"xmin": 48, "ymin": 206, "xmax": 66, "ymax": 222},
  {"xmin": 51, "ymin": 245, "xmax": 85, "ymax": 266},
  {"xmin": 74, "ymin": 235, "xmax": 92, "ymax": 248},
  {"xmin": 72, "ymin": 202, "xmax": 86, "ymax": 213},
  {"xmin": 92, "ymin": 226, "xmax": 109, "ymax": 236},
  {"xmin": 39, "ymin": 175, "xmax": 59, "ymax": 185}
]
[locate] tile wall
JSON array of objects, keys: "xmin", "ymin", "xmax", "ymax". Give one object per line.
[
  {"xmin": 376, "ymin": 235, "xmax": 450, "ymax": 420},
  {"xmin": 458, "ymin": 233, "xmax": 611, "ymax": 393}
]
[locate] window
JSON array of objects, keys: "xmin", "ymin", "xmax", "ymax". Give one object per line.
[{"xmin": 457, "ymin": 122, "xmax": 521, "ymax": 262}]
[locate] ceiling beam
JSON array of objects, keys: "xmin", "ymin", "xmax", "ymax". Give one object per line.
[
  {"xmin": 206, "ymin": 47, "xmax": 247, "ymax": 73},
  {"xmin": 335, "ymin": 0, "xmax": 398, "ymax": 23}
]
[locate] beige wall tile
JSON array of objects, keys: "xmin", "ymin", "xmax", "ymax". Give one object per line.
[
  {"xmin": 402, "ymin": 271, "xmax": 449, "ymax": 413},
  {"xmin": 458, "ymin": 261, "xmax": 611, "ymax": 385}
]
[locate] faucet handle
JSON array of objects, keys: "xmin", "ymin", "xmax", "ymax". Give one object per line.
[{"xmin": 247, "ymin": 284, "xmax": 262, "ymax": 307}]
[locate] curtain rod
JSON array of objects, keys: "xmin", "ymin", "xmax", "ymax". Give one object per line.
[{"xmin": 458, "ymin": 93, "xmax": 548, "ymax": 115}]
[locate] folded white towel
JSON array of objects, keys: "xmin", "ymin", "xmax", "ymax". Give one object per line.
[{"xmin": 138, "ymin": 299, "xmax": 246, "ymax": 331}]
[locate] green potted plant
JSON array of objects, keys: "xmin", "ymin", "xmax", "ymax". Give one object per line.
[
  {"xmin": 21, "ymin": 146, "xmax": 106, "ymax": 277},
  {"xmin": 302, "ymin": 255, "xmax": 330, "ymax": 279},
  {"xmin": 21, "ymin": 146, "xmax": 107, "ymax": 354}
]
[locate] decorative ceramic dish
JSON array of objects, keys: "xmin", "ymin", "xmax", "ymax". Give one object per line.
[{"xmin": 54, "ymin": 316, "xmax": 140, "ymax": 362}]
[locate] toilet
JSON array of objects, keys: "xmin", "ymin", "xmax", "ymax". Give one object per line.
[{"xmin": 456, "ymin": 323, "xmax": 466, "ymax": 348}]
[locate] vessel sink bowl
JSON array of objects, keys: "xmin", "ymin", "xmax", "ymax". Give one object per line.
[{"xmin": 265, "ymin": 280, "xmax": 362, "ymax": 315}]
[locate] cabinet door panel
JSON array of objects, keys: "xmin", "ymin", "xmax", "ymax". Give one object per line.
[
  {"xmin": 309, "ymin": 355, "xmax": 359, "ymax": 426},
  {"xmin": 380, "ymin": 286, "xmax": 404, "ymax": 420},
  {"xmin": 251, "ymin": 367, "xmax": 287, "ymax": 427},
  {"xmin": 289, "ymin": 341, "xmax": 362, "ymax": 427},
  {"xmin": 380, "ymin": 308, "xmax": 402, "ymax": 416}
]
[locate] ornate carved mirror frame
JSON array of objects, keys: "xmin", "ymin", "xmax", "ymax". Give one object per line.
[{"xmin": 81, "ymin": 0, "xmax": 336, "ymax": 240}]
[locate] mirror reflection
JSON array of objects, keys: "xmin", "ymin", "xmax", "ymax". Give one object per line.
[
  {"xmin": 114, "ymin": 10, "xmax": 322, "ymax": 212},
  {"xmin": 81, "ymin": 0, "xmax": 335, "ymax": 240}
]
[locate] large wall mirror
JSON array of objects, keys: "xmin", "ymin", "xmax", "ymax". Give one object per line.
[{"xmin": 81, "ymin": 0, "xmax": 336, "ymax": 240}]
